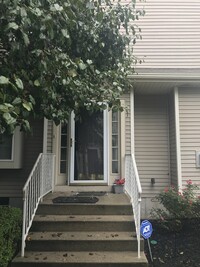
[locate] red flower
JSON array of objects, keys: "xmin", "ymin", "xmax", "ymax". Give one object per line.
[
  {"xmin": 186, "ymin": 179, "xmax": 192, "ymax": 185},
  {"xmin": 164, "ymin": 187, "xmax": 168, "ymax": 192},
  {"xmin": 114, "ymin": 178, "xmax": 125, "ymax": 185}
]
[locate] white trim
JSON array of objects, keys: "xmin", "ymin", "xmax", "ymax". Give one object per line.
[
  {"xmin": 174, "ymin": 87, "xmax": 182, "ymax": 189},
  {"xmin": 104, "ymin": 108, "xmax": 109, "ymax": 185},
  {"xmin": 120, "ymin": 100, "xmax": 126, "ymax": 179},
  {"xmin": 130, "ymin": 89, "xmax": 135, "ymax": 154},
  {"xmin": 129, "ymin": 73, "xmax": 200, "ymax": 83},
  {"xmin": 43, "ymin": 118, "xmax": 48, "ymax": 153},
  {"xmin": 0, "ymin": 127, "xmax": 23, "ymax": 168},
  {"xmin": 70, "ymin": 112, "xmax": 75, "ymax": 183}
]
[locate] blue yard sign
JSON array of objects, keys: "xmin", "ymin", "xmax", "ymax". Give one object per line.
[{"xmin": 140, "ymin": 220, "xmax": 153, "ymax": 239}]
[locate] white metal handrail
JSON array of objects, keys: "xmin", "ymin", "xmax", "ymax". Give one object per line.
[
  {"xmin": 21, "ymin": 153, "xmax": 55, "ymax": 257},
  {"xmin": 125, "ymin": 154, "xmax": 142, "ymax": 258}
]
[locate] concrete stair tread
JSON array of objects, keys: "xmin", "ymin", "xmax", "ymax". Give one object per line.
[
  {"xmin": 33, "ymin": 215, "xmax": 134, "ymax": 222},
  {"xmin": 42, "ymin": 192, "xmax": 131, "ymax": 206},
  {"xmin": 13, "ymin": 251, "xmax": 148, "ymax": 264},
  {"xmin": 27, "ymin": 231, "xmax": 137, "ymax": 241}
]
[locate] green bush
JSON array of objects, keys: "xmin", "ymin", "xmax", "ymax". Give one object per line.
[
  {"xmin": 151, "ymin": 180, "xmax": 200, "ymax": 231},
  {"xmin": 0, "ymin": 206, "xmax": 22, "ymax": 267}
]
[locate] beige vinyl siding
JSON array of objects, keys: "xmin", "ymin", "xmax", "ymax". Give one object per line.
[
  {"xmin": 47, "ymin": 120, "xmax": 53, "ymax": 153},
  {"xmin": 179, "ymin": 88, "xmax": 200, "ymax": 186},
  {"xmin": 169, "ymin": 91, "xmax": 178, "ymax": 187},
  {"xmin": 134, "ymin": 0, "xmax": 200, "ymax": 69},
  {"xmin": 0, "ymin": 119, "xmax": 44, "ymax": 197},
  {"xmin": 134, "ymin": 94, "xmax": 170, "ymax": 197}
]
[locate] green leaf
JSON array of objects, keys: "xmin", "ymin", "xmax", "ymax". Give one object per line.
[
  {"xmin": 22, "ymin": 120, "xmax": 31, "ymax": 131},
  {"xmin": 95, "ymin": 69, "xmax": 100, "ymax": 75},
  {"xmin": 0, "ymin": 105, "xmax": 9, "ymax": 113},
  {"xmin": 0, "ymin": 76, "xmax": 9, "ymax": 85},
  {"xmin": 7, "ymin": 22, "xmax": 19, "ymax": 30},
  {"xmin": 15, "ymin": 78, "xmax": 24, "ymax": 90},
  {"xmin": 34, "ymin": 80, "xmax": 40, "ymax": 87},
  {"xmin": 34, "ymin": 8, "xmax": 42, "ymax": 17},
  {"xmin": 22, "ymin": 32, "xmax": 30, "ymax": 46},
  {"xmin": 20, "ymin": 7, "xmax": 27, "ymax": 17},
  {"xmin": 29, "ymin": 95, "xmax": 35, "ymax": 105},
  {"xmin": 68, "ymin": 69, "xmax": 77, "ymax": 77},
  {"xmin": 79, "ymin": 62, "xmax": 87, "ymax": 70},
  {"xmin": 54, "ymin": 4, "xmax": 63, "ymax": 11},
  {"xmin": 61, "ymin": 29, "xmax": 70, "ymax": 38},
  {"xmin": 12, "ymin": 98, "xmax": 22, "ymax": 105},
  {"xmin": 86, "ymin": 59, "xmax": 93, "ymax": 65},
  {"xmin": 3, "ymin": 113, "xmax": 16, "ymax": 125},
  {"xmin": 22, "ymin": 102, "xmax": 32, "ymax": 111}
]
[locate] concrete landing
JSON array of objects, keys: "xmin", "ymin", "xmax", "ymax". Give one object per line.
[{"xmin": 43, "ymin": 192, "xmax": 131, "ymax": 206}]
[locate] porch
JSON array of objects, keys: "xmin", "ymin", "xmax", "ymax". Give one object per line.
[{"xmin": 10, "ymin": 152, "xmax": 147, "ymax": 266}]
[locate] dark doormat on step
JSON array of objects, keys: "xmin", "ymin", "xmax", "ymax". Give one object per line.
[
  {"xmin": 75, "ymin": 192, "xmax": 106, "ymax": 197},
  {"xmin": 52, "ymin": 196, "xmax": 99, "ymax": 204}
]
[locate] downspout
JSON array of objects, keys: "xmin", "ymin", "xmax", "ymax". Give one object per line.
[{"xmin": 174, "ymin": 87, "xmax": 182, "ymax": 189}]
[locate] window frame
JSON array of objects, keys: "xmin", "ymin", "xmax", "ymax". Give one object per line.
[
  {"xmin": 0, "ymin": 127, "xmax": 23, "ymax": 169},
  {"xmin": 111, "ymin": 110, "xmax": 120, "ymax": 174}
]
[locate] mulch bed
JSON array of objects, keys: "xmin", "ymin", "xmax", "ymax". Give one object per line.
[{"xmin": 144, "ymin": 218, "xmax": 200, "ymax": 267}]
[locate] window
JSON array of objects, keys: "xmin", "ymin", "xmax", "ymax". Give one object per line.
[
  {"xmin": 0, "ymin": 127, "xmax": 23, "ymax": 169},
  {"xmin": 112, "ymin": 111, "xmax": 119, "ymax": 173},
  {"xmin": 0, "ymin": 134, "xmax": 13, "ymax": 160},
  {"xmin": 60, "ymin": 124, "xmax": 68, "ymax": 173}
]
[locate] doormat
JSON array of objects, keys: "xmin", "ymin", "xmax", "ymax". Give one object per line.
[
  {"xmin": 75, "ymin": 192, "xmax": 107, "ymax": 197},
  {"xmin": 52, "ymin": 196, "xmax": 99, "ymax": 204}
]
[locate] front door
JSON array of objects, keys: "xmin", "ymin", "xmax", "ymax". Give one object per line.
[{"xmin": 70, "ymin": 109, "xmax": 108, "ymax": 184}]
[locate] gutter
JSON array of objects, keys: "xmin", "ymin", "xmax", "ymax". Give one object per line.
[{"xmin": 128, "ymin": 73, "xmax": 200, "ymax": 83}]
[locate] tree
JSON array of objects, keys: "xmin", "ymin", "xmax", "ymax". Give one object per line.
[{"xmin": 0, "ymin": 0, "xmax": 142, "ymax": 133}]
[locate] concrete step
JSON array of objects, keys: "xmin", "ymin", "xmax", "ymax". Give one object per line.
[
  {"xmin": 37, "ymin": 204, "xmax": 132, "ymax": 215},
  {"xmin": 26, "ymin": 231, "xmax": 143, "ymax": 252},
  {"xmin": 12, "ymin": 251, "xmax": 148, "ymax": 267},
  {"xmin": 38, "ymin": 193, "xmax": 132, "ymax": 216},
  {"xmin": 11, "ymin": 193, "xmax": 148, "ymax": 267},
  {"xmin": 31, "ymin": 215, "xmax": 135, "ymax": 232}
]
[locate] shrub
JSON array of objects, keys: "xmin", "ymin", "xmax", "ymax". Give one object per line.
[
  {"xmin": 151, "ymin": 180, "xmax": 200, "ymax": 231},
  {"xmin": 0, "ymin": 206, "xmax": 22, "ymax": 267}
]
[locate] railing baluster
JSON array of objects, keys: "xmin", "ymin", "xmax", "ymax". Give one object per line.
[{"xmin": 21, "ymin": 153, "xmax": 55, "ymax": 257}]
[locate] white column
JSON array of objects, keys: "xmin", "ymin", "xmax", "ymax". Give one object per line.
[{"xmin": 174, "ymin": 87, "xmax": 182, "ymax": 189}]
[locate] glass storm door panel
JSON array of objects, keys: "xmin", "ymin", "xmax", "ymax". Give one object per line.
[{"xmin": 74, "ymin": 110, "xmax": 104, "ymax": 181}]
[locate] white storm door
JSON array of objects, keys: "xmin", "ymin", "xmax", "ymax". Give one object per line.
[{"xmin": 70, "ymin": 109, "xmax": 108, "ymax": 184}]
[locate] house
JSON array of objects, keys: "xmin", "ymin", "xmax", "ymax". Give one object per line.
[{"xmin": 1, "ymin": 0, "xmax": 200, "ymax": 219}]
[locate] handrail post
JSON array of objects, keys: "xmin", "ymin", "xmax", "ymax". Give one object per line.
[
  {"xmin": 40, "ymin": 155, "xmax": 44, "ymax": 202},
  {"xmin": 21, "ymin": 190, "xmax": 26, "ymax": 257},
  {"xmin": 138, "ymin": 198, "xmax": 141, "ymax": 258}
]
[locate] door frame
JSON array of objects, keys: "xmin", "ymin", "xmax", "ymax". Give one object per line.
[{"xmin": 69, "ymin": 110, "xmax": 109, "ymax": 184}]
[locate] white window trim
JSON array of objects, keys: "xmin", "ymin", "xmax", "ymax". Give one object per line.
[{"xmin": 0, "ymin": 127, "xmax": 23, "ymax": 169}]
